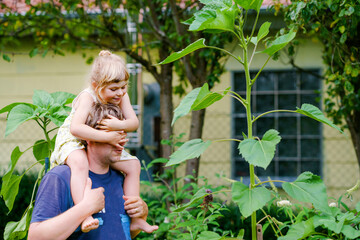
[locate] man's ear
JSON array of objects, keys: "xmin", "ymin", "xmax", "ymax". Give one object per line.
[{"xmin": 91, "ymin": 81, "xmax": 97, "ymax": 89}]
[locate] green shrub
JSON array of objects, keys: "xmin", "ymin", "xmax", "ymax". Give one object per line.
[{"xmin": 0, "ymin": 173, "xmax": 37, "ymax": 238}]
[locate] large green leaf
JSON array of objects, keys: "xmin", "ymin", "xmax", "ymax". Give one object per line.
[
  {"xmin": 192, "ymin": 83, "xmax": 228, "ymax": 111},
  {"xmin": 33, "ymin": 89, "xmax": 54, "ymax": 109},
  {"xmin": 147, "ymin": 158, "xmax": 168, "ymax": 169},
  {"xmin": 341, "ymin": 225, "xmax": 360, "ymax": 239},
  {"xmin": 234, "ymin": 0, "xmax": 263, "ymax": 12},
  {"xmin": 166, "ymin": 139, "xmax": 211, "ymax": 166},
  {"xmin": 197, "ymin": 231, "xmax": 222, "ymax": 240},
  {"xmin": 173, "ymin": 188, "xmax": 207, "ymax": 212},
  {"xmin": 313, "ymin": 215, "xmax": 343, "ymax": 234},
  {"xmin": 33, "ymin": 139, "xmax": 50, "ymax": 161},
  {"xmin": 1, "ymin": 147, "xmax": 24, "ymax": 211},
  {"xmin": 48, "ymin": 103, "xmax": 69, "ymax": 126},
  {"xmin": 189, "ymin": 4, "xmax": 237, "ymax": 32},
  {"xmin": 261, "ymin": 31, "xmax": 296, "ymax": 56},
  {"xmin": 251, "ymin": 22, "xmax": 271, "ymax": 45},
  {"xmin": 4, "ymin": 204, "xmax": 33, "ymax": 240},
  {"xmin": 199, "ymin": 0, "xmax": 232, "ymax": 8},
  {"xmin": 314, "ymin": 212, "xmax": 360, "ymax": 238},
  {"xmin": 278, "ymin": 218, "xmax": 315, "ymax": 240},
  {"xmin": 1, "ymin": 175, "xmax": 22, "ymax": 213},
  {"xmin": 238, "ymin": 129, "xmax": 281, "ymax": 169},
  {"xmin": 282, "ymin": 172, "xmax": 331, "ymax": 214},
  {"xmin": 172, "ymin": 87, "xmax": 201, "ymax": 126},
  {"xmin": 296, "ymin": 104, "xmax": 343, "ymax": 133},
  {"xmin": 51, "ymin": 91, "xmax": 76, "ymax": 105},
  {"xmin": 172, "ymin": 84, "xmax": 229, "ymax": 125},
  {"xmin": 356, "ymin": 201, "xmax": 360, "ymax": 212},
  {"xmin": 232, "ymin": 182, "xmax": 271, "ymax": 218},
  {"xmin": 0, "ymin": 102, "xmax": 30, "ymax": 115},
  {"xmin": 159, "ymin": 39, "xmax": 207, "ymax": 65},
  {"xmin": 5, "ymin": 104, "xmax": 38, "ymax": 136}
]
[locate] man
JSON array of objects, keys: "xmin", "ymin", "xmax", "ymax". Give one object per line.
[{"xmin": 28, "ymin": 103, "xmax": 149, "ymax": 239}]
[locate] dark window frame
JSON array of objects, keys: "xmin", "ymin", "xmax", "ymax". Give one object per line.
[{"xmin": 231, "ymin": 69, "xmax": 323, "ymax": 184}]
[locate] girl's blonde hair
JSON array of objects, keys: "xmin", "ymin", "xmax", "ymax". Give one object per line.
[{"xmin": 90, "ymin": 50, "xmax": 130, "ymax": 103}]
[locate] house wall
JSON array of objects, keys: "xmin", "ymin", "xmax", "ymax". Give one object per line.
[{"xmin": 0, "ymin": 39, "xmax": 358, "ymax": 205}]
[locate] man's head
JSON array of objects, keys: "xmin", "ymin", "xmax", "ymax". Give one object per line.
[
  {"xmin": 85, "ymin": 103, "xmax": 126, "ymax": 169},
  {"xmin": 85, "ymin": 103, "xmax": 123, "ymax": 129}
]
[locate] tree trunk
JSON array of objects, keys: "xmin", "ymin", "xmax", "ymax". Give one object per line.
[
  {"xmin": 346, "ymin": 113, "xmax": 360, "ymax": 172},
  {"xmin": 185, "ymin": 108, "xmax": 206, "ymax": 183},
  {"xmin": 158, "ymin": 63, "xmax": 173, "ymax": 160},
  {"xmin": 184, "ymin": 69, "xmax": 207, "ymax": 184}
]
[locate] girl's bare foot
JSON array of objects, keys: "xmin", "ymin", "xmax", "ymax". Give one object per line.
[
  {"xmin": 130, "ymin": 217, "xmax": 158, "ymax": 233},
  {"xmin": 81, "ymin": 216, "xmax": 99, "ymax": 233}
]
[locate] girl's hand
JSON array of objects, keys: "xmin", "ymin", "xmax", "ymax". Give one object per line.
[
  {"xmin": 107, "ymin": 131, "xmax": 128, "ymax": 148},
  {"xmin": 97, "ymin": 115, "xmax": 124, "ymax": 131}
]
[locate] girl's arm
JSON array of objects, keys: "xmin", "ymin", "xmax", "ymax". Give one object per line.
[
  {"xmin": 98, "ymin": 93, "xmax": 139, "ymax": 132},
  {"xmin": 119, "ymin": 93, "xmax": 139, "ymax": 132},
  {"xmin": 70, "ymin": 93, "xmax": 125, "ymax": 148}
]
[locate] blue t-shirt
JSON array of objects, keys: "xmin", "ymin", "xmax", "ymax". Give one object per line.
[{"xmin": 31, "ymin": 165, "xmax": 130, "ymax": 240}]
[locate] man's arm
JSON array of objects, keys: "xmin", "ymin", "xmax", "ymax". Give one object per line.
[{"xmin": 28, "ymin": 178, "xmax": 104, "ymax": 240}]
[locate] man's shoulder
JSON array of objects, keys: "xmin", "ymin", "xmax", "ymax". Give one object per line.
[{"xmin": 46, "ymin": 165, "xmax": 71, "ymax": 182}]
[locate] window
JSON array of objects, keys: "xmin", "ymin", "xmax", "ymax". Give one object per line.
[{"xmin": 231, "ymin": 69, "xmax": 322, "ymax": 182}]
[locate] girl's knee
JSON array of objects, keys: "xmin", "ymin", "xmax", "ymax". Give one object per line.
[
  {"xmin": 66, "ymin": 151, "xmax": 89, "ymax": 172},
  {"xmin": 124, "ymin": 159, "xmax": 141, "ymax": 175},
  {"xmin": 130, "ymin": 159, "xmax": 141, "ymax": 172}
]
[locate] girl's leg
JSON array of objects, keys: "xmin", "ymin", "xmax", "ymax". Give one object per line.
[
  {"xmin": 66, "ymin": 149, "xmax": 99, "ymax": 233},
  {"xmin": 111, "ymin": 159, "xmax": 158, "ymax": 233}
]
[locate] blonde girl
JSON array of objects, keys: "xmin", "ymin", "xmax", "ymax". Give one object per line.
[{"xmin": 50, "ymin": 50, "xmax": 158, "ymax": 234}]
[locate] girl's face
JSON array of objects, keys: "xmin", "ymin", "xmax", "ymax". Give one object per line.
[{"xmin": 100, "ymin": 81, "xmax": 128, "ymax": 105}]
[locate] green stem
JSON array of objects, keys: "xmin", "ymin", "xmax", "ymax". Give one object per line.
[
  {"xmin": 259, "ymin": 209, "xmax": 281, "ymax": 238},
  {"xmin": 227, "ymin": 90, "xmax": 246, "ymax": 106},
  {"xmin": 206, "ymin": 46, "xmax": 243, "ymax": 65},
  {"xmin": 253, "ymin": 179, "xmax": 286, "ymax": 187},
  {"xmin": 286, "ymin": 209, "xmax": 294, "ymax": 224},
  {"xmin": 243, "ymin": 40, "xmax": 257, "ymax": 240},
  {"xmin": 249, "ymin": 8, "xmax": 260, "ymax": 41},
  {"xmin": 42, "ymin": 117, "xmax": 51, "ymax": 144},
  {"xmin": 249, "ymin": 42, "xmax": 258, "ymax": 65},
  {"xmin": 172, "ymin": 168, "xmax": 178, "ymax": 206},
  {"xmin": 48, "ymin": 126, "xmax": 59, "ymax": 133},
  {"xmin": 22, "ymin": 161, "xmax": 42, "ymax": 176},
  {"xmin": 35, "ymin": 118, "xmax": 45, "ymax": 131},
  {"xmin": 252, "ymin": 110, "xmax": 297, "ymax": 123},
  {"xmin": 213, "ymin": 138, "xmax": 241, "ymax": 143},
  {"xmin": 251, "ymin": 56, "xmax": 271, "ymax": 86}
]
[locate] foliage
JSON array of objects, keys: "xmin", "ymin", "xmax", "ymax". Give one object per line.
[
  {"xmin": 281, "ymin": 0, "xmax": 360, "ymax": 127},
  {"xmin": 140, "ymin": 157, "xmax": 360, "ymax": 239},
  {"xmin": 276, "ymin": 191, "xmax": 360, "ymax": 240},
  {"xmin": 159, "ymin": 0, "xmax": 344, "ymax": 239},
  {"xmin": 280, "ymin": 0, "xmax": 360, "ymax": 165},
  {"xmin": 0, "ymin": 90, "xmax": 75, "ymax": 239},
  {"xmin": 139, "ymin": 149, "xmax": 233, "ymax": 240},
  {"xmin": 0, "ymin": 173, "xmax": 37, "ymax": 239}
]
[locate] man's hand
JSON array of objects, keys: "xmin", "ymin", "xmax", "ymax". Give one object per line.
[
  {"xmin": 123, "ymin": 196, "xmax": 148, "ymax": 219},
  {"xmin": 82, "ymin": 178, "xmax": 105, "ymax": 215}
]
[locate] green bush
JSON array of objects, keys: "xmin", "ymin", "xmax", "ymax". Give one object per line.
[{"xmin": 0, "ymin": 173, "xmax": 37, "ymax": 238}]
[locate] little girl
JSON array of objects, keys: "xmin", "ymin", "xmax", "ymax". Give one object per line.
[{"xmin": 50, "ymin": 50, "xmax": 158, "ymax": 234}]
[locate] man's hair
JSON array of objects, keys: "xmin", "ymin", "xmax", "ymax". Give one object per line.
[
  {"xmin": 82, "ymin": 103, "xmax": 123, "ymax": 147},
  {"xmin": 85, "ymin": 103, "xmax": 123, "ymax": 128}
]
